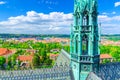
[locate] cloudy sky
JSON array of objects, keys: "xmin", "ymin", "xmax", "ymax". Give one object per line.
[{"xmin": 0, "ymin": 0, "xmax": 120, "ymax": 34}]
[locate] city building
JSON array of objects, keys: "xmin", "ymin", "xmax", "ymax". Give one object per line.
[
  {"xmin": 49, "ymin": 54, "xmax": 59, "ymax": 60},
  {"xmin": 100, "ymin": 54, "xmax": 113, "ymax": 63},
  {"xmin": 17, "ymin": 55, "xmax": 33, "ymax": 68},
  {"xmin": 19, "ymin": 38, "xmax": 37, "ymax": 42},
  {"xmin": 0, "ymin": 48, "xmax": 13, "ymax": 57}
]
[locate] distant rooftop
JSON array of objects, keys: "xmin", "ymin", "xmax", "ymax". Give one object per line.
[
  {"xmin": 17, "ymin": 55, "xmax": 33, "ymax": 62},
  {"xmin": 0, "ymin": 48, "xmax": 12, "ymax": 56},
  {"xmin": 100, "ymin": 54, "xmax": 112, "ymax": 59}
]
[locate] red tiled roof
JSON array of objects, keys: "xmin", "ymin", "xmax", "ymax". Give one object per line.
[
  {"xmin": 50, "ymin": 54, "xmax": 59, "ymax": 57},
  {"xmin": 26, "ymin": 49, "xmax": 35, "ymax": 53},
  {"xmin": 0, "ymin": 48, "xmax": 12, "ymax": 56},
  {"xmin": 20, "ymin": 38, "xmax": 37, "ymax": 41},
  {"xmin": 17, "ymin": 55, "xmax": 33, "ymax": 61},
  {"xmin": 100, "ymin": 54, "xmax": 112, "ymax": 59}
]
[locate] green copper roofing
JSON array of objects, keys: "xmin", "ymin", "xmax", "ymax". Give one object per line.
[{"xmin": 70, "ymin": 0, "xmax": 100, "ymax": 80}]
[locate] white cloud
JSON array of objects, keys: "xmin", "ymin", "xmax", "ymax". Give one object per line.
[
  {"xmin": 115, "ymin": 1, "xmax": 120, "ymax": 7},
  {"xmin": 45, "ymin": 1, "xmax": 58, "ymax": 5},
  {"xmin": 98, "ymin": 15, "xmax": 111, "ymax": 22},
  {"xmin": 98, "ymin": 15, "xmax": 120, "ymax": 34},
  {"xmin": 112, "ymin": 11, "xmax": 116, "ymax": 14},
  {"xmin": 98, "ymin": 15, "xmax": 120, "ymax": 22},
  {"xmin": 0, "ymin": 11, "xmax": 120, "ymax": 34},
  {"xmin": 0, "ymin": 11, "xmax": 73, "ymax": 34},
  {"xmin": 39, "ymin": 0, "xmax": 58, "ymax": 5},
  {"xmin": 0, "ymin": 1, "xmax": 6, "ymax": 5},
  {"xmin": 101, "ymin": 11, "xmax": 116, "ymax": 15}
]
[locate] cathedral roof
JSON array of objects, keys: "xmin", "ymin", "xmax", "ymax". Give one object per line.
[
  {"xmin": 59, "ymin": 50, "xmax": 120, "ymax": 80},
  {"xmin": 0, "ymin": 50, "xmax": 120, "ymax": 80},
  {"xmin": 99, "ymin": 62, "xmax": 120, "ymax": 80},
  {"xmin": 86, "ymin": 62, "xmax": 120, "ymax": 80},
  {"xmin": 86, "ymin": 72, "xmax": 102, "ymax": 80}
]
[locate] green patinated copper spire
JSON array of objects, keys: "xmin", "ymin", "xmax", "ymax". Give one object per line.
[{"xmin": 70, "ymin": 0, "xmax": 100, "ymax": 80}]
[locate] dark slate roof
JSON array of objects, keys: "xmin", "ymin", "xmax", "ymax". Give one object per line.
[
  {"xmin": 0, "ymin": 50, "xmax": 72, "ymax": 80},
  {"xmin": 0, "ymin": 50, "xmax": 120, "ymax": 80},
  {"xmin": 0, "ymin": 66, "xmax": 73, "ymax": 80},
  {"xmin": 59, "ymin": 50, "xmax": 120, "ymax": 80},
  {"xmin": 55, "ymin": 49, "xmax": 70, "ymax": 67},
  {"xmin": 86, "ymin": 62, "xmax": 120, "ymax": 80},
  {"xmin": 98, "ymin": 62, "xmax": 120, "ymax": 80}
]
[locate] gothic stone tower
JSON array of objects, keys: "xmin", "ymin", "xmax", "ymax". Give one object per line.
[{"xmin": 70, "ymin": 0, "xmax": 100, "ymax": 80}]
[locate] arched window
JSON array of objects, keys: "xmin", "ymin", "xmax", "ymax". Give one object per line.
[
  {"xmin": 75, "ymin": 35, "xmax": 79, "ymax": 53},
  {"xmin": 83, "ymin": 11, "xmax": 89, "ymax": 26},
  {"xmin": 82, "ymin": 34, "xmax": 88, "ymax": 55}
]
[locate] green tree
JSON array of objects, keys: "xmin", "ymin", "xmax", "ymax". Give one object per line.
[
  {"xmin": 102, "ymin": 59, "xmax": 111, "ymax": 64},
  {"xmin": 100, "ymin": 45, "xmax": 120, "ymax": 62},
  {"xmin": 40, "ymin": 48, "xmax": 47, "ymax": 57},
  {"xmin": 32, "ymin": 54, "xmax": 40, "ymax": 67},
  {"xmin": 44, "ymin": 58, "xmax": 52, "ymax": 65},
  {"xmin": 7, "ymin": 54, "xmax": 18, "ymax": 69},
  {"xmin": 0, "ymin": 56, "xmax": 6, "ymax": 69},
  {"xmin": 64, "ymin": 45, "xmax": 70, "ymax": 52}
]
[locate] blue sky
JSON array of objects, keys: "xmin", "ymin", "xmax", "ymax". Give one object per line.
[{"xmin": 0, "ymin": 0, "xmax": 120, "ymax": 34}]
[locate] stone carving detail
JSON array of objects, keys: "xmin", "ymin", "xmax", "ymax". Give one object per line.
[
  {"xmin": 81, "ymin": 65, "xmax": 90, "ymax": 71},
  {"xmin": 75, "ymin": 0, "xmax": 98, "ymax": 13},
  {"xmin": 92, "ymin": 0, "xmax": 97, "ymax": 12}
]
